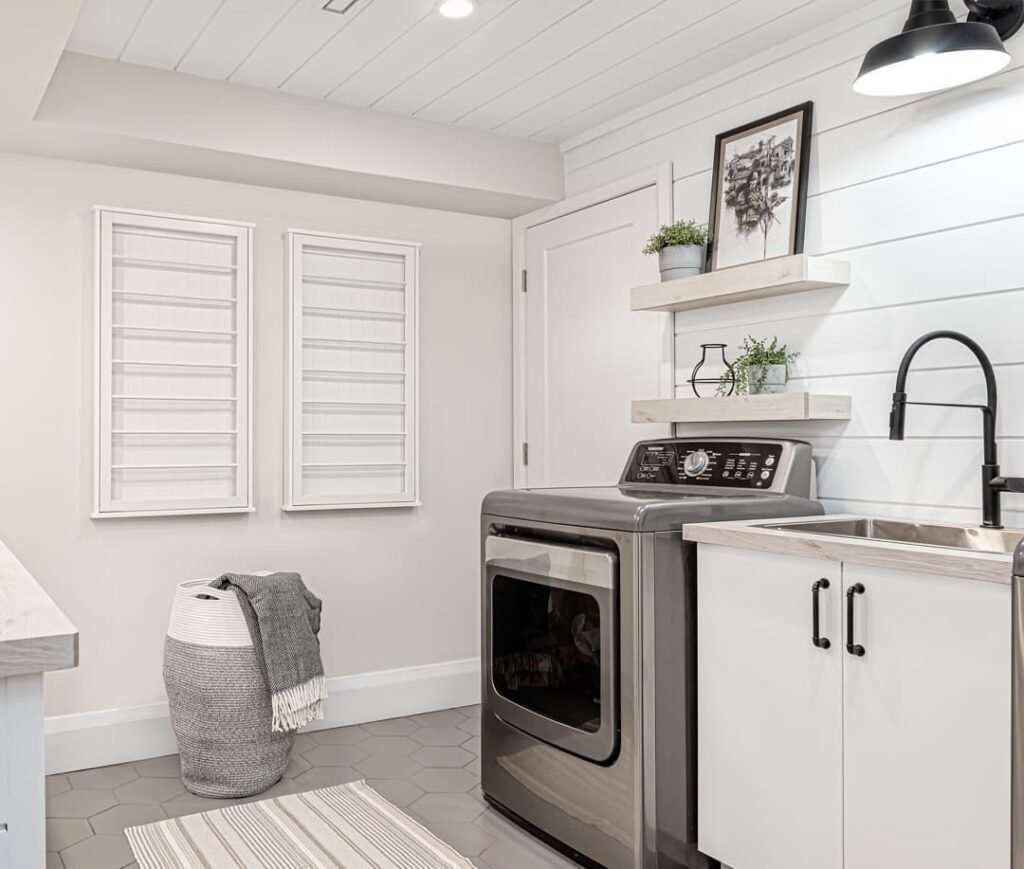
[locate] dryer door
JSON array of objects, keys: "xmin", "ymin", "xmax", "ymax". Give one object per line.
[{"xmin": 484, "ymin": 535, "xmax": 619, "ymax": 763}]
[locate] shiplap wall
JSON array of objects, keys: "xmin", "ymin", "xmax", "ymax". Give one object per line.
[{"xmin": 564, "ymin": 0, "xmax": 1024, "ymax": 527}]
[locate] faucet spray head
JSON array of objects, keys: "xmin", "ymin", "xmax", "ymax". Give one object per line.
[{"xmin": 889, "ymin": 392, "xmax": 907, "ymax": 440}]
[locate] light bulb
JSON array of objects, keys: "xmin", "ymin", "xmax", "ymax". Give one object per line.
[
  {"xmin": 854, "ymin": 47, "xmax": 1009, "ymax": 96},
  {"xmin": 439, "ymin": 0, "xmax": 474, "ymax": 19}
]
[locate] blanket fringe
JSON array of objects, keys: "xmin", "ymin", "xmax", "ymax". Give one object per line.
[{"xmin": 272, "ymin": 675, "xmax": 327, "ymax": 732}]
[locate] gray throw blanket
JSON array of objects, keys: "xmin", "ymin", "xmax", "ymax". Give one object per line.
[{"xmin": 212, "ymin": 572, "xmax": 326, "ymax": 732}]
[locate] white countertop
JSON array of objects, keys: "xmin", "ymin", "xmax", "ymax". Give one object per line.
[
  {"xmin": 683, "ymin": 514, "xmax": 1018, "ymax": 585},
  {"xmin": 0, "ymin": 538, "xmax": 78, "ymax": 677}
]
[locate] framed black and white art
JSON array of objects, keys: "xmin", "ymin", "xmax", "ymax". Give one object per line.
[{"xmin": 707, "ymin": 102, "xmax": 813, "ymax": 271}]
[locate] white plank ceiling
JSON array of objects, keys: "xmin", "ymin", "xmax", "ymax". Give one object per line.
[{"xmin": 67, "ymin": 0, "xmax": 865, "ymax": 144}]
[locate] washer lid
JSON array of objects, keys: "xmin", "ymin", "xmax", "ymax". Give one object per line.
[{"xmin": 482, "ymin": 486, "xmax": 824, "ymax": 533}]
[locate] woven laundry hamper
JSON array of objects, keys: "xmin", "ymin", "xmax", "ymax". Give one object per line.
[{"xmin": 164, "ymin": 578, "xmax": 295, "ymax": 798}]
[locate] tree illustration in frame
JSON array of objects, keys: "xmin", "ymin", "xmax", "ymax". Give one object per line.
[{"xmin": 708, "ymin": 102, "xmax": 813, "ymax": 271}]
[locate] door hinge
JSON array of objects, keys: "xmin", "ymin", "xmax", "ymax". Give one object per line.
[
  {"xmin": 521, "ymin": 269, "xmax": 528, "ymax": 293},
  {"xmin": 522, "ymin": 442, "xmax": 529, "ymax": 466}
]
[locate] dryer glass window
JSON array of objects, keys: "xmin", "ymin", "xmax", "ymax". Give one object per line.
[{"xmin": 491, "ymin": 574, "xmax": 603, "ymax": 733}]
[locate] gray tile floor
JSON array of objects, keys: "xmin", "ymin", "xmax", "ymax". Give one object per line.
[{"xmin": 46, "ymin": 705, "xmax": 578, "ymax": 869}]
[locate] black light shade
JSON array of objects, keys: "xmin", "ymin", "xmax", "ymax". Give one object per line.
[{"xmin": 854, "ymin": 0, "xmax": 1019, "ymax": 96}]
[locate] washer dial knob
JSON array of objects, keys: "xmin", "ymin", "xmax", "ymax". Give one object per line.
[{"xmin": 683, "ymin": 450, "xmax": 710, "ymax": 478}]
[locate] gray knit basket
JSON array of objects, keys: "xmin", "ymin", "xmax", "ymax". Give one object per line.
[{"xmin": 164, "ymin": 578, "xmax": 295, "ymax": 798}]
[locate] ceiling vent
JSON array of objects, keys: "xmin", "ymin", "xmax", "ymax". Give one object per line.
[{"xmin": 322, "ymin": 0, "xmax": 361, "ymax": 14}]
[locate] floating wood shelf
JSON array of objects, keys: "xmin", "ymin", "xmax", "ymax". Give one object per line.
[
  {"xmin": 632, "ymin": 393, "xmax": 852, "ymax": 424},
  {"xmin": 631, "ymin": 254, "xmax": 850, "ymax": 313}
]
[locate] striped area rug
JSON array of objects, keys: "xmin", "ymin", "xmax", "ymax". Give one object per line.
[{"xmin": 125, "ymin": 780, "xmax": 474, "ymax": 868}]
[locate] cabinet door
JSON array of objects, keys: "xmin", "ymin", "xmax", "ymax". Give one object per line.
[
  {"xmin": 842, "ymin": 563, "xmax": 1010, "ymax": 869},
  {"xmin": 698, "ymin": 545, "xmax": 843, "ymax": 869}
]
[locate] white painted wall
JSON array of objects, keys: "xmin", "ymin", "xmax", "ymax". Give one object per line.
[
  {"xmin": 562, "ymin": 0, "xmax": 1024, "ymax": 528},
  {"xmin": 0, "ymin": 152, "xmax": 511, "ymax": 722}
]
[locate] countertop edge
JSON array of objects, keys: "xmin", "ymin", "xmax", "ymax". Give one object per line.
[
  {"xmin": 0, "ymin": 539, "xmax": 79, "ymax": 676},
  {"xmin": 683, "ymin": 514, "xmax": 1015, "ymax": 585}
]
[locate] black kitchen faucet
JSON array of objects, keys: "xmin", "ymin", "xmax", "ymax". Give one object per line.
[{"xmin": 889, "ymin": 330, "xmax": 1024, "ymax": 529}]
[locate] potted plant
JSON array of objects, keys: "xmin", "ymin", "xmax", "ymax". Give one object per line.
[
  {"xmin": 642, "ymin": 220, "xmax": 709, "ymax": 281},
  {"xmin": 719, "ymin": 336, "xmax": 799, "ymax": 395}
]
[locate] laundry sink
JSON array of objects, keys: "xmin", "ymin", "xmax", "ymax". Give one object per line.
[{"xmin": 762, "ymin": 517, "xmax": 1024, "ymax": 556}]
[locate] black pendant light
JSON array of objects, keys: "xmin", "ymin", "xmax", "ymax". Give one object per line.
[{"xmin": 854, "ymin": 0, "xmax": 1024, "ymax": 96}]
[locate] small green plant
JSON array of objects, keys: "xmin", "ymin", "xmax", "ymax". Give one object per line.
[
  {"xmin": 719, "ymin": 336, "xmax": 799, "ymax": 396},
  {"xmin": 642, "ymin": 220, "xmax": 708, "ymax": 256}
]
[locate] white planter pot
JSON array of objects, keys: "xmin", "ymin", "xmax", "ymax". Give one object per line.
[
  {"xmin": 747, "ymin": 364, "xmax": 788, "ymax": 395},
  {"xmin": 658, "ymin": 244, "xmax": 706, "ymax": 281}
]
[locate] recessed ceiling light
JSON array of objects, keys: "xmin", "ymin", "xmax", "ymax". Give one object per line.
[{"xmin": 439, "ymin": 0, "xmax": 474, "ymax": 19}]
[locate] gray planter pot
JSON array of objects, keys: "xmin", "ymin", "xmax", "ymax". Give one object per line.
[
  {"xmin": 658, "ymin": 244, "xmax": 705, "ymax": 281},
  {"xmin": 747, "ymin": 364, "xmax": 788, "ymax": 395}
]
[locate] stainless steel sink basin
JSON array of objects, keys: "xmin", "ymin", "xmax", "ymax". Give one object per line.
[{"xmin": 762, "ymin": 517, "xmax": 1024, "ymax": 555}]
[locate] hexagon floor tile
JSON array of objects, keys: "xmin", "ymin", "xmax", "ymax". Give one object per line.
[
  {"xmin": 89, "ymin": 804, "xmax": 166, "ymax": 836},
  {"xmin": 113, "ymin": 777, "xmax": 185, "ymax": 805},
  {"xmin": 47, "ymin": 789, "xmax": 118, "ymax": 820},
  {"xmin": 365, "ymin": 778, "xmax": 424, "ymax": 807},
  {"xmin": 308, "ymin": 725, "xmax": 369, "ymax": 746},
  {"xmin": 409, "ymin": 792, "xmax": 486, "ymax": 823},
  {"xmin": 45, "ymin": 705, "xmax": 573, "ymax": 867},
  {"xmin": 301, "ymin": 744, "xmax": 369, "ymax": 768},
  {"xmin": 362, "ymin": 716, "xmax": 419, "ymax": 737},
  {"xmin": 66, "ymin": 764, "xmax": 138, "ymax": 791},
  {"xmin": 355, "ymin": 753, "xmax": 423, "ymax": 780},
  {"xmin": 61, "ymin": 833, "xmax": 134, "ymax": 869},
  {"xmin": 46, "ymin": 818, "xmax": 92, "ymax": 852},
  {"xmin": 360, "ymin": 735, "xmax": 420, "ymax": 757},
  {"xmin": 292, "ymin": 765, "xmax": 362, "ymax": 790},
  {"xmin": 411, "ymin": 745, "xmax": 475, "ymax": 768},
  {"xmin": 412, "ymin": 726, "xmax": 471, "ymax": 747},
  {"xmin": 411, "ymin": 767, "xmax": 478, "ymax": 794},
  {"xmin": 131, "ymin": 755, "xmax": 180, "ymax": 779}
]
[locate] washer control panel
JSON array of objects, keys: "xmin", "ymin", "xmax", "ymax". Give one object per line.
[{"xmin": 623, "ymin": 440, "xmax": 787, "ymax": 490}]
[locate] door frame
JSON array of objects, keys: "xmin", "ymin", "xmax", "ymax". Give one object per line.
[{"xmin": 511, "ymin": 163, "xmax": 674, "ymax": 487}]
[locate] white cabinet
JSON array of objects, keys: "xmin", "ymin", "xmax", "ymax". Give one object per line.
[
  {"xmin": 698, "ymin": 545, "xmax": 1012, "ymax": 869},
  {"xmin": 0, "ymin": 539, "xmax": 78, "ymax": 869},
  {"xmin": 842, "ymin": 563, "xmax": 1010, "ymax": 869},
  {"xmin": 0, "ymin": 675, "xmax": 46, "ymax": 869},
  {"xmin": 698, "ymin": 546, "xmax": 843, "ymax": 869}
]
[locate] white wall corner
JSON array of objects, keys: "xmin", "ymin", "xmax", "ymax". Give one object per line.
[{"xmin": 45, "ymin": 658, "xmax": 481, "ymax": 775}]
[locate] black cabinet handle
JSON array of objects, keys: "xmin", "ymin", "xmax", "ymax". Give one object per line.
[
  {"xmin": 812, "ymin": 578, "xmax": 831, "ymax": 649},
  {"xmin": 846, "ymin": 583, "xmax": 866, "ymax": 657}
]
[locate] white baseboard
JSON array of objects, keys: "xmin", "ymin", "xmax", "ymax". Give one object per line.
[{"xmin": 45, "ymin": 657, "xmax": 481, "ymax": 775}]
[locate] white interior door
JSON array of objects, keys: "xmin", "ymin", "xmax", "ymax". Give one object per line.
[
  {"xmin": 842, "ymin": 563, "xmax": 1011, "ymax": 869},
  {"xmin": 523, "ymin": 185, "xmax": 670, "ymax": 488}
]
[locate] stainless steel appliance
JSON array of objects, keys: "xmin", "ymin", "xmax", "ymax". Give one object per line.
[{"xmin": 481, "ymin": 438, "xmax": 824, "ymax": 869}]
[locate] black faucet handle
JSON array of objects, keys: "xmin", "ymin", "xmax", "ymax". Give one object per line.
[
  {"xmin": 991, "ymin": 477, "xmax": 1024, "ymax": 494},
  {"xmin": 889, "ymin": 391, "xmax": 908, "ymax": 441}
]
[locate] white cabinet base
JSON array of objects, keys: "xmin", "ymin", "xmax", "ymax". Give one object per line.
[
  {"xmin": 698, "ymin": 544, "xmax": 1012, "ymax": 869},
  {"xmin": 842, "ymin": 563, "xmax": 1010, "ymax": 869},
  {"xmin": 698, "ymin": 546, "xmax": 843, "ymax": 869},
  {"xmin": 0, "ymin": 674, "xmax": 45, "ymax": 869}
]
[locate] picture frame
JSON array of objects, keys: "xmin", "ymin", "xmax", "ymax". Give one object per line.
[{"xmin": 707, "ymin": 102, "xmax": 814, "ymax": 272}]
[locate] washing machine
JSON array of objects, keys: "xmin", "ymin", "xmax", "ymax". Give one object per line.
[{"xmin": 481, "ymin": 438, "xmax": 823, "ymax": 868}]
